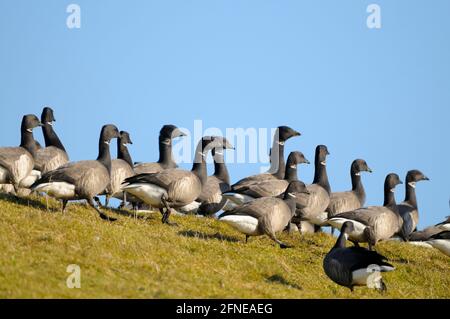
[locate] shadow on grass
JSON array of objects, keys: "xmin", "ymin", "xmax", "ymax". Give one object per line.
[
  {"xmin": 265, "ymin": 274, "xmax": 303, "ymax": 290},
  {"xmin": 0, "ymin": 193, "xmax": 51, "ymax": 211},
  {"xmin": 178, "ymin": 230, "xmax": 241, "ymax": 243}
]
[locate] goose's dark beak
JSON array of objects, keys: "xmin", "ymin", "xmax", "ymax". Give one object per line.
[
  {"xmin": 367, "ymin": 168, "xmax": 373, "ymax": 173},
  {"xmin": 293, "ymin": 131, "xmax": 301, "ymax": 137},
  {"xmin": 38, "ymin": 122, "xmax": 44, "ymax": 127},
  {"xmin": 304, "ymin": 159, "xmax": 311, "ymax": 165},
  {"xmin": 423, "ymin": 176, "xmax": 430, "ymax": 181}
]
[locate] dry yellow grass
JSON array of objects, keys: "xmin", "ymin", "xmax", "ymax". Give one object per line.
[{"xmin": 0, "ymin": 194, "xmax": 448, "ymax": 299}]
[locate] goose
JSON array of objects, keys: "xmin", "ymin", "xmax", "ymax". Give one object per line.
[
  {"xmin": 195, "ymin": 146, "xmax": 232, "ymax": 216},
  {"xmin": 230, "ymin": 126, "xmax": 301, "ymax": 192},
  {"xmin": 223, "ymin": 151, "xmax": 310, "ymax": 206},
  {"xmin": 0, "ymin": 114, "xmax": 42, "ymax": 192},
  {"xmin": 291, "ymin": 145, "xmax": 331, "ymax": 229},
  {"xmin": 328, "ymin": 173, "xmax": 404, "ymax": 250},
  {"xmin": 31, "ymin": 125, "xmax": 120, "ymax": 221},
  {"xmin": 397, "ymin": 170, "xmax": 430, "ymax": 239},
  {"xmin": 219, "ymin": 181, "xmax": 310, "ymax": 248},
  {"xmin": 122, "ymin": 136, "xmax": 233, "ymax": 225},
  {"xmin": 436, "ymin": 216, "xmax": 450, "ymax": 231},
  {"xmin": 134, "ymin": 125, "xmax": 186, "ymax": 174},
  {"xmin": 326, "ymin": 159, "xmax": 372, "ymax": 234},
  {"xmin": 100, "ymin": 131, "xmax": 135, "ymax": 207},
  {"xmin": 408, "ymin": 216, "xmax": 450, "ymax": 243},
  {"xmin": 323, "ymin": 221, "xmax": 395, "ymax": 292},
  {"xmin": 34, "ymin": 107, "xmax": 69, "ymax": 174}
]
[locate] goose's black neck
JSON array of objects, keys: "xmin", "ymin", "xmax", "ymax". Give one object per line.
[
  {"xmin": 313, "ymin": 157, "xmax": 331, "ymax": 194},
  {"xmin": 191, "ymin": 144, "xmax": 208, "ymax": 186},
  {"xmin": 268, "ymin": 134, "xmax": 286, "ymax": 179},
  {"xmin": 213, "ymin": 152, "xmax": 230, "ymax": 184},
  {"xmin": 351, "ymin": 167, "xmax": 366, "ymax": 206},
  {"xmin": 283, "ymin": 195, "xmax": 298, "ymax": 216},
  {"xmin": 158, "ymin": 136, "xmax": 176, "ymax": 167},
  {"xmin": 20, "ymin": 128, "xmax": 39, "ymax": 157},
  {"xmin": 383, "ymin": 184, "xmax": 398, "ymax": 213},
  {"xmin": 97, "ymin": 138, "xmax": 112, "ymax": 174},
  {"xmin": 117, "ymin": 139, "xmax": 133, "ymax": 168},
  {"xmin": 333, "ymin": 231, "xmax": 348, "ymax": 249},
  {"xmin": 284, "ymin": 163, "xmax": 298, "ymax": 182},
  {"xmin": 42, "ymin": 123, "xmax": 66, "ymax": 152},
  {"xmin": 405, "ymin": 183, "xmax": 417, "ymax": 208}
]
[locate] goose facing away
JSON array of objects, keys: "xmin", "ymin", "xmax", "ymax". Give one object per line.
[
  {"xmin": 409, "ymin": 216, "xmax": 450, "ymax": 242},
  {"xmin": 32, "ymin": 125, "xmax": 120, "ymax": 221},
  {"xmin": 436, "ymin": 216, "xmax": 450, "ymax": 231},
  {"xmin": 323, "ymin": 221, "xmax": 395, "ymax": 292},
  {"xmin": 123, "ymin": 136, "xmax": 234, "ymax": 225},
  {"xmin": 134, "ymin": 125, "xmax": 186, "ymax": 174},
  {"xmin": 328, "ymin": 173, "xmax": 404, "ymax": 250},
  {"xmin": 220, "ymin": 181, "xmax": 310, "ymax": 248},
  {"xmin": 102, "ymin": 131, "xmax": 135, "ymax": 207},
  {"xmin": 398, "ymin": 170, "xmax": 430, "ymax": 239},
  {"xmin": 223, "ymin": 151, "xmax": 310, "ymax": 206},
  {"xmin": 292, "ymin": 145, "xmax": 331, "ymax": 228},
  {"xmin": 0, "ymin": 115, "xmax": 43, "ymax": 192},
  {"xmin": 230, "ymin": 126, "xmax": 301, "ymax": 191},
  {"xmin": 34, "ymin": 107, "xmax": 69, "ymax": 174}
]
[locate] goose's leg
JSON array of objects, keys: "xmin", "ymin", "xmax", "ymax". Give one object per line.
[
  {"xmin": 161, "ymin": 195, "xmax": 177, "ymax": 226},
  {"xmin": 61, "ymin": 200, "xmax": 68, "ymax": 214},
  {"xmin": 88, "ymin": 198, "xmax": 117, "ymax": 222},
  {"xmin": 350, "ymin": 240, "xmax": 360, "ymax": 247},
  {"xmin": 105, "ymin": 195, "xmax": 110, "ymax": 208},
  {"xmin": 331, "ymin": 227, "xmax": 335, "ymax": 236},
  {"xmin": 268, "ymin": 232, "xmax": 292, "ymax": 249},
  {"xmin": 245, "ymin": 235, "xmax": 250, "ymax": 243},
  {"xmin": 94, "ymin": 196, "xmax": 103, "ymax": 208},
  {"xmin": 378, "ymin": 280, "xmax": 387, "ymax": 293},
  {"xmin": 45, "ymin": 194, "xmax": 49, "ymax": 212}
]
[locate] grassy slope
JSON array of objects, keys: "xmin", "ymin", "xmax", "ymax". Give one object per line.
[{"xmin": 0, "ymin": 194, "xmax": 449, "ymax": 299}]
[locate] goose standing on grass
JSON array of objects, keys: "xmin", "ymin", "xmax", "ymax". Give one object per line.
[
  {"xmin": 328, "ymin": 173, "xmax": 404, "ymax": 250},
  {"xmin": 100, "ymin": 131, "xmax": 134, "ymax": 208},
  {"xmin": 0, "ymin": 115, "xmax": 42, "ymax": 193},
  {"xmin": 398, "ymin": 170, "xmax": 430, "ymax": 239},
  {"xmin": 134, "ymin": 125, "xmax": 186, "ymax": 174},
  {"xmin": 31, "ymin": 125, "xmax": 120, "ymax": 221},
  {"xmin": 34, "ymin": 107, "xmax": 69, "ymax": 174},
  {"xmin": 230, "ymin": 126, "xmax": 301, "ymax": 191},
  {"xmin": 122, "ymin": 136, "xmax": 233, "ymax": 225},
  {"xmin": 326, "ymin": 159, "xmax": 373, "ymax": 234},
  {"xmin": 223, "ymin": 151, "xmax": 310, "ymax": 206},
  {"xmin": 323, "ymin": 221, "xmax": 395, "ymax": 292},
  {"xmin": 291, "ymin": 145, "xmax": 331, "ymax": 230},
  {"xmin": 220, "ymin": 181, "xmax": 310, "ymax": 248},
  {"xmin": 196, "ymin": 146, "xmax": 232, "ymax": 216}
]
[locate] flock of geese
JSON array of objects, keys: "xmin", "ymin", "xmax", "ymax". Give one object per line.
[{"xmin": 0, "ymin": 107, "xmax": 448, "ymax": 293}]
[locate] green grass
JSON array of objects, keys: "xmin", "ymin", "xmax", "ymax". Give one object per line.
[{"xmin": 0, "ymin": 194, "xmax": 448, "ymax": 299}]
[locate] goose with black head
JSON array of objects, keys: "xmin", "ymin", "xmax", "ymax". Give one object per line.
[
  {"xmin": 0, "ymin": 114, "xmax": 43, "ymax": 192},
  {"xmin": 32, "ymin": 125, "xmax": 120, "ymax": 221}
]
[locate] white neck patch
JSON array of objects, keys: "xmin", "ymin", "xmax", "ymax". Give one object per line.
[
  {"xmin": 26, "ymin": 128, "xmax": 33, "ymax": 133},
  {"xmin": 289, "ymin": 165, "xmax": 296, "ymax": 169},
  {"xmin": 390, "ymin": 188, "xmax": 395, "ymax": 193},
  {"xmin": 122, "ymin": 143, "xmax": 128, "ymax": 147},
  {"xmin": 46, "ymin": 122, "xmax": 53, "ymax": 126},
  {"xmin": 287, "ymin": 192, "xmax": 296, "ymax": 198},
  {"xmin": 354, "ymin": 172, "xmax": 361, "ymax": 176},
  {"xmin": 408, "ymin": 182, "xmax": 416, "ymax": 189},
  {"xmin": 162, "ymin": 139, "xmax": 171, "ymax": 145},
  {"xmin": 321, "ymin": 161, "xmax": 327, "ymax": 166},
  {"xmin": 104, "ymin": 141, "xmax": 110, "ymax": 145},
  {"xmin": 198, "ymin": 152, "xmax": 206, "ymax": 158},
  {"xmin": 277, "ymin": 141, "xmax": 285, "ymax": 146}
]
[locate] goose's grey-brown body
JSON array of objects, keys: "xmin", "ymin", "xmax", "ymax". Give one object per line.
[
  {"xmin": 134, "ymin": 125, "xmax": 186, "ymax": 175},
  {"xmin": 34, "ymin": 107, "xmax": 69, "ymax": 174},
  {"xmin": 223, "ymin": 151, "xmax": 309, "ymax": 206},
  {"xmin": 327, "ymin": 160, "xmax": 372, "ymax": 220},
  {"xmin": 230, "ymin": 126, "xmax": 301, "ymax": 192},
  {"xmin": 32, "ymin": 125, "xmax": 120, "ymax": 220},
  {"xmin": 123, "ymin": 136, "xmax": 233, "ymax": 225},
  {"xmin": 328, "ymin": 173, "xmax": 404, "ymax": 249},
  {"xmin": 323, "ymin": 222, "xmax": 395, "ymax": 292},
  {"xmin": 220, "ymin": 181, "xmax": 309, "ymax": 248},
  {"xmin": 196, "ymin": 148, "xmax": 231, "ymax": 216},
  {"xmin": 0, "ymin": 115, "xmax": 42, "ymax": 192},
  {"xmin": 292, "ymin": 145, "xmax": 331, "ymax": 228},
  {"xmin": 103, "ymin": 131, "xmax": 134, "ymax": 207},
  {"xmin": 427, "ymin": 231, "xmax": 450, "ymax": 257},
  {"xmin": 397, "ymin": 170, "xmax": 430, "ymax": 239}
]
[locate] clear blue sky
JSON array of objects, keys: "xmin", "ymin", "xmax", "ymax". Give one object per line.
[{"xmin": 0, "ymin": 1, "xmax": 448, "ymax": 228}]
